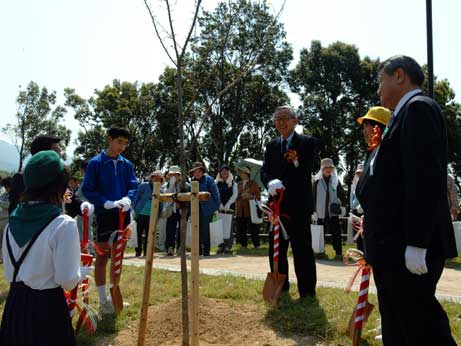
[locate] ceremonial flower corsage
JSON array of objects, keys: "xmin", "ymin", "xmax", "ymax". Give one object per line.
[
  {"xmin": 284, "ymin": 149, "xmax": 299, "ymax": 167},
  {"xmin": 368, "ymin": 125, "xmax": 383, "ymax": 151}
]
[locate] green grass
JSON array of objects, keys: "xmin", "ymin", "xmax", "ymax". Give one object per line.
[
  {"xmin": 231, "ymin": 242, "xmax": 354, "ymax": 261},
  {"xmin": 446, "ymin": 255, "xmax": 461, "ymax": 269},
  {"xmin": 0, "ymin": 265, "xmax": 459, "ymax": 346}
]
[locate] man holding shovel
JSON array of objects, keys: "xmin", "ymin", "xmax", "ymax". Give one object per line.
[
  {"xmin": 81, "ymin": 125, "xmax": 138, "ymax": 315},
  {"xmin": 261, "ymin": 105, "xmax": 321, "ymax": 299}
]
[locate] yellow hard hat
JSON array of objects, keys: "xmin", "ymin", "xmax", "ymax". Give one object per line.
[{"xmin": 357, "ymin": 106, "xmax": 392, "ymax": 126}]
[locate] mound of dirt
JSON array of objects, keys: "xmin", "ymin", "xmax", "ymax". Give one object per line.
[{"xmin": 109, "ymin": 298, "xmax": 316, "ymax": 346}]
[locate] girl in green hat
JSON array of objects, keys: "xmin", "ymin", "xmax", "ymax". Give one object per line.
[{"xmin": 1, "ymin": 150, "xmax": 85, "ymax": 346}]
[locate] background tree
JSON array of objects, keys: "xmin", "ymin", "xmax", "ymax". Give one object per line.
[
  {"xmin": 421, "ymin": 68, "xmax": 461, "ymax": 191},
  {"xmin": 188, "ymin": 0, "xmax": 292, "ymax": 170},
  {"xmin": 2, "ymin": 81, "xmax": 71, "ymax": 171},
  {"xmin": 65, "ymin": 80, "xmax": 176, "ymax": 178},
  {"xmin": 290, "ymin": 41, "xmax": 380, "ymax": 200}
]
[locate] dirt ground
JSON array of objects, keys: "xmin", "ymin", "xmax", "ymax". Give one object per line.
[{"xmin": 104, "ymin": 298, "xmax": 317, "ymax": 346}]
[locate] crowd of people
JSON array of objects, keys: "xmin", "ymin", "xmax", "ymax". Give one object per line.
[{"xmin": 0, "ymin": 54, "xmax": 459, "ymax": 345}]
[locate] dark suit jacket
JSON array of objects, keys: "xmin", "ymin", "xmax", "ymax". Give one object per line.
[
  {"xmin": 261, "ymin": 132, "xmax": 320, "ymax": 217},
  {"xmin": 356, "ymin": 92, "xmax": 458, "ymax": 269}
]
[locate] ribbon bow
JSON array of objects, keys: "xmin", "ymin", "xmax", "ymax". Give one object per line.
[{"xmin": 258, "ymin": 189, "xmax": 289, "ymax": 240}]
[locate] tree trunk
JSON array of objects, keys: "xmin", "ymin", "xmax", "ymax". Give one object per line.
[
  {"xmin": 176, "ymin": 62, "xmax": 190, "ymax": 346},
  {"xmin": 179, "ymin": 203, "xmax": 189, "ymax": 346}
]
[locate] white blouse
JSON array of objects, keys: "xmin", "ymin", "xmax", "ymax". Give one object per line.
[{"xmin": 2, "ymin": 214, "xmax": 82, "ymax": 291}]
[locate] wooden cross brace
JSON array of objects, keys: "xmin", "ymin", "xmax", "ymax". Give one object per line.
[{"xmin": 138, "ymin": 181, "xmax": 210, "ymax": 346}]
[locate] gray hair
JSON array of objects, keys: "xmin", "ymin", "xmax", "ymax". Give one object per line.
[
  {"xmin": 379, "ymin": 55, "xmax": 425, "ymax": 87},
  {"xmin": 273, "ymin": 105, "xmax": 298, "ymax": 118}
]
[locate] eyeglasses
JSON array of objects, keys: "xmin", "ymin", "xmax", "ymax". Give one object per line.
[{"xmin": 274, "ymin": 116, "xmax": 293, "ymax": 122}]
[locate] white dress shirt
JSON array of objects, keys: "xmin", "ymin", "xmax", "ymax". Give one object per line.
[
  {"xmin": 393, "ymin": 88, "xmax": 422, "ymax": 118},
  {"xmin": 2, "ymin": 214, "xmax": 82, "ymax": 291}
]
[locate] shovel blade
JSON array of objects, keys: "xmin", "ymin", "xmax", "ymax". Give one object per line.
[
  {"xmin": 110, "ymin": 285, "xmax": 123, "ymax": 316},
  {"xmin": 262, "ymin": 272, "xmax": 287, "ymax": 305},
  {"xmin": 347, "ymin": 302, "xmax": 375, "ymax": 340}
]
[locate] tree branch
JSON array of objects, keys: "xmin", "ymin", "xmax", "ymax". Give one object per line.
[
  {"xmin": 179, "ymin": 0, "xmax": 202, "ymax": 61},
  {"xmin": 143, "ymin": 0, "xmax": 177, "ymax": 66}
]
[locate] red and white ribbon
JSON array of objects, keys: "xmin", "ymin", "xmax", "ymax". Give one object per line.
[
  {"xmin": 273, "ymin": 222, "xmax": 280, "ymax": 263},
  {"xmin": 354, "ymin": 266, "xmax": 371, "ymax": 330}
]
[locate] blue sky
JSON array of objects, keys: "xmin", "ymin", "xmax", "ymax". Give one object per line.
[{"xmin": 1, "ymin": 0, "xmax": 460, "ymax": 157}]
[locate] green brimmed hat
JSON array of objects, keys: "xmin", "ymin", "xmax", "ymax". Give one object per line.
[{"xmin": 23, "ymin": 150, "xmax": 64, "ymax": 190}]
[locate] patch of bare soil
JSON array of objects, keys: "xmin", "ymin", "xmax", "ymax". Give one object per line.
[{"xmin": 108, "ymin": 298, "xmax": 316, "ymax": 346}]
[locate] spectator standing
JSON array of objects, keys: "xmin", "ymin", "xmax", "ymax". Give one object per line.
[
  {"xmin": 312, "ymin": 158, "xmax": 345, "ymax": 259},
  {"xmin": 133, "ymin": 171, "xmax": 164, "ymax": 257},
  {"xmin": 447, "ymin": 174, "xmax": 459, "ymax": 220},
  {"xmin": 164, "ymin": 165, "xmax": 188, "ymax": 256},
  {"xmin": 215, "ymin": 165, "xmax": 238, "ymax": 254},
  {"xmin": 235, "ymin": 165, "xmax": 261, "ymax": 249},
  {"xmin": 190, "ymin": 162, "xmax": 220, "ymax": 256}
]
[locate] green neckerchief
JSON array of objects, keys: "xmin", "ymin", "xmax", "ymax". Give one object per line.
[{"xmin": 8, "ymin": 202, "xmax": 61, "ymax": 247}]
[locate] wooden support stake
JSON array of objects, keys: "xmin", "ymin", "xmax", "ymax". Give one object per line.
[
  {"xmin": 137, "ymin": 182, "xmax": 161, "ymax": 346},
  {"xmin": 190, "ymin": 181, "xmax": 200, "ymax": 346},
  {"xmin": 159, "ymin": 192, "xmax": 210, "ymax": 203}
]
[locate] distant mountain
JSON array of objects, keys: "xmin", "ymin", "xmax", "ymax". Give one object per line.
[{"xmin": 0, "ymin": 140, "xmax": 19, "ymax": 173}]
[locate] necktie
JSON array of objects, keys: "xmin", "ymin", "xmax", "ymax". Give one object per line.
[{"xmin": 281, "ymin": 138, "xmax": 288, "ymax": 155}]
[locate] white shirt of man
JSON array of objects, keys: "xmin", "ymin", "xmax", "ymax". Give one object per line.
[{"xmin": 2, "ymin": 214, "xmax": 82, "ymax": 291}]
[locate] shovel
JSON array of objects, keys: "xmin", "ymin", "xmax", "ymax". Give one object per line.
[
  {"xmin": 347, "ymin": 302, "xmax": 375, "ymax": 345},
  {"xmin": 110, "ymin": 209, "xmax": 129, "ymax": 316},
  {"xmin": 75, "ymin": 208, "xmax": 94, "ymax": 333},
  {"xmin": 262, "ymin": 190, "xmax": 287, "ymax": 305}
]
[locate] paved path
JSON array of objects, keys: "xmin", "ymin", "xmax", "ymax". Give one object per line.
[{"xmin": 124, "ymin": 254, "xmax": 461, "ymax": 301}]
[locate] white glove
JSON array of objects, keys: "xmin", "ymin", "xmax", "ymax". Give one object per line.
[
  {"xmin": 80, "ymin": 201, "xmax": 94, "ymax": 216},
  {"xmin": 267, "ymin": 179, "xmax": 285, "ymax": 196},
  {"xmin": 312, "ymin": 212, "xmax": 318, "ymax": 223},
  {"xmin": 405, "ymin": 246, "xmax": 428, "ymax": 275},
  {"xmin": 118, "ymin": 197, "xmax": 131, "ymax": 212},
  {"xmin": 80, "ymin": 266, "xmax": 94, "ymax": 279},
  {"xmin": 104, "ymin": 200, "xmax": 122, "ymax": 210}
]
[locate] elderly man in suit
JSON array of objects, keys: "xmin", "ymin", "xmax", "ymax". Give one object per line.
[
  {"xmin": 356, "ymin": 55, "xmax": 457, "ymax": 345},
  {"xmin": 261, "ymin": 105, "xmax": 321, "ymax": 298}
]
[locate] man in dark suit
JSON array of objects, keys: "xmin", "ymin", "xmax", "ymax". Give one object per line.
[
  {"xmin": 356, "ymin": 55, "xmax": 457, "ymax": 345},
  {"xmin": 261, "ymin": 105, "xmax": 320, "ymax": 298}
]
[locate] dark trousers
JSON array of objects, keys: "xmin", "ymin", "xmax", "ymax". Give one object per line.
[
  {"xmin": 319, "ymin": 216, "xmax": 342, "ymax": 255},
  {"xmin": 373, "ymin": 257, "xmax": 456, "ymax": 346},
  {"xmin": 236, "ymin": 217, "xmax": 260, "ymax": 248},
  {"xmin": 136, "ymin": 214, "xmax": 150, "ymax": 256},
  {"xmin": 166, "ymin": 211, "xmax": 181, "ymax": 250},
  {"xmin": 269, "ymin": 215, "xmax": 317, "ymax": 297},
  {"xmin": 199, "ymin": 212, "xmax": 213, "ymax": 255}
]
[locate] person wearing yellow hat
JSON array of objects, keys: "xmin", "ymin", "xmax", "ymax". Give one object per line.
[{"xmin": 357, "ymin": 106, "xmax": 391, "ymax": 148}]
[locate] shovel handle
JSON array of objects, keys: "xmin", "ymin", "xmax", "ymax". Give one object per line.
[
  {"xmin": 119, "ymin": 208, "xmax": 125, "ymax": 231},
  {"xmin": 273, "ymin": 222, "xmax": 280, "ymax": 276},
  {"xmin": 83, "ymin": 208, "xmax": 89, "ymax": 244}
]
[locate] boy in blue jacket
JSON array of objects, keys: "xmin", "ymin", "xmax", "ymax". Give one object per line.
[{"xmin": 81, "ymin": 126, "xmax": 138, "ymax": 314}]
